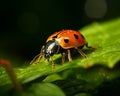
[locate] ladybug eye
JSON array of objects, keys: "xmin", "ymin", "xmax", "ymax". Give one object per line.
[{"xmin": 64, "ymin": 38, "xmax": 69, "ymax": 43}]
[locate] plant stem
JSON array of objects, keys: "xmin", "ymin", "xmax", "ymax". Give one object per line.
[{"xmin": 0, "ymin": 58, "xmax": 23, "ymax": 92}]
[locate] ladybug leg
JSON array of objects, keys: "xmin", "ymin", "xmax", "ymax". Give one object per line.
[
  {"xmin": 67, "ymin": 49, "xmax": 72, "ymax": 62},
  {"xmin": 85, "ymin": 43, "xmax": 96, "ymax": 50},
  {"xmin": 50, "ymin": 57, "xmax": 55, "ymax": 69},
  {"xmin": 75, "ymin": 47, "xmax": 87, "ymax": 58},
  {"xmin": 36, "ymin": 46, "xmax": 45, "ymax": 64},
  {"xmin": 37, "ymin": 54, "xmax": 44, "ymax": 63},
  {"xmin": 62, "ymin": 52, "xmax": 66, "ymax": 65}
]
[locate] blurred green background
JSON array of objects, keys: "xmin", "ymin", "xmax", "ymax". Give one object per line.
[{"xmin": 0, "ymin": 0, "xmax": 120, "ymax": 62}]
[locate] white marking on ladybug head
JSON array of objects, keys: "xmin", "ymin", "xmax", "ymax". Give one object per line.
[{"xmin": 47, "ymin": 43, "xmax": 55, "ymax": 54}]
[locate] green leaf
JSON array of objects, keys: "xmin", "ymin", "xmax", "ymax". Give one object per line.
[
  {"xmin": 79, "ymin": 19, "xmax": 120, "ymax": 68},
  {"xmin": 17, "ymin": 83, "xmax": 65, "ymax": 96},
  {"xmin": 0, "ymin": 18, "xmax": 120, "ymax": 95}
]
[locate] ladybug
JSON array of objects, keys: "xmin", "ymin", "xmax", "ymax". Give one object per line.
[{"xmin": 31, "ymin": 29, "xmax": 94, "ymax": 68}]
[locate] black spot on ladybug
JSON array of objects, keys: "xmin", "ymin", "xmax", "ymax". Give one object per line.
[
  {"xmin": 52, "ymin": 35, "xmax": 58, "ymax": 40},
  {"xmin": 81, "ymin": 34, "xmax": 85, "ymax": 39},
  {"xmin": 52, "ymin": 35, "xmax": 57, "ymax": 39},
  {"xmin": 64, "ymin": 38, "xmax": 69, "ymax": 43},
  {"xmin": 74, "ymin": 34, "xmax": 79, "ymax": 40},
  {"xmin": 52, "ymin": 32, "xmax": 61, "ymax": 40}
]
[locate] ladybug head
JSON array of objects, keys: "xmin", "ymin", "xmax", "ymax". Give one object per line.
[{"xmin": 42, "ymin": 40, "xmax": 61, "ymax": 60}]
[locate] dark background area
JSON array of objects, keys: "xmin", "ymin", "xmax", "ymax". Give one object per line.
[{"xmin": 0, "ymin": 0, "xmax": 120, "ymax": 61}]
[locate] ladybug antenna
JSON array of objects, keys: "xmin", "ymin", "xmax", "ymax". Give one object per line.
[
  {"xmin": 30, "ymin": 54, "xmax": 40, "ymax": 64},
  {"xmin": 56, "ymin": 44, "xmax": 61, "ymax": 54},
  {"xmin": 30, "ymin": 46, "xmax": 45, "ymax": 64}
]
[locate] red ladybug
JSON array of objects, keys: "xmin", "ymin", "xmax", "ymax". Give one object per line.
[{"xmin": 31, "ymin": 30, "xmax": 94, "ymax": 68}]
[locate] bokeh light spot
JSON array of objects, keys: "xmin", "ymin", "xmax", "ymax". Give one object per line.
[{"xmin": 85, "ymin": 0, "xmax": 107, "ymax": 19}]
